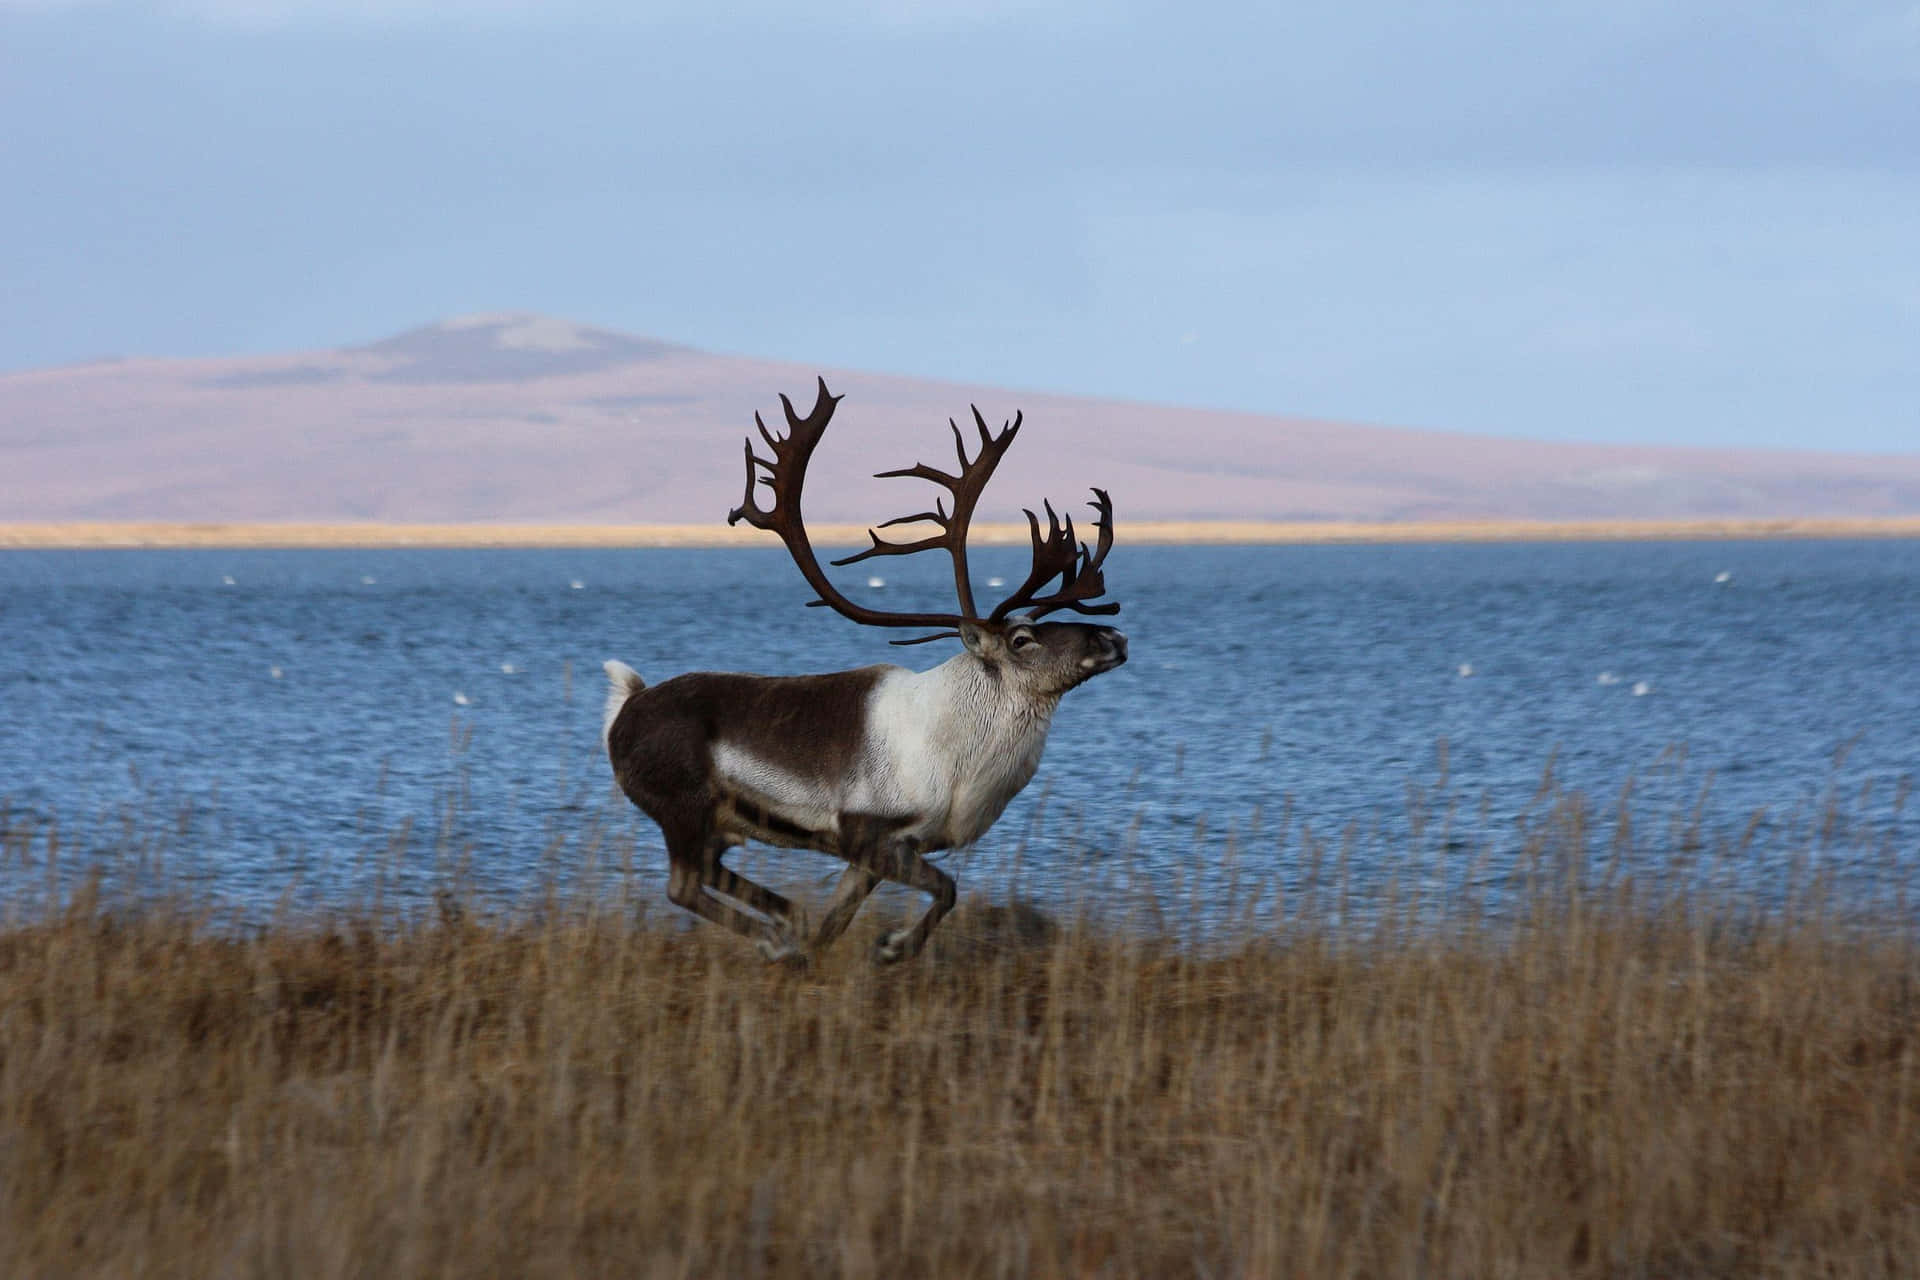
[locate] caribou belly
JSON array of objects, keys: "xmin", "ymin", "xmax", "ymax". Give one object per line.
[{"xmin": 709, "ymin": 742, "xmax": 842, "ymax": 851}]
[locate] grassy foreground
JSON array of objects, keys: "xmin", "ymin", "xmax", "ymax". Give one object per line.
[{"xmin": 2, "ymin": 873, "xmax": 1917, "ymax": 1278}]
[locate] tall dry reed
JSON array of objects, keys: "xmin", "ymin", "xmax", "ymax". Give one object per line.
[{"xmin": 3, "ymin": 794, "xmax": 1917, "ymax": 1279}]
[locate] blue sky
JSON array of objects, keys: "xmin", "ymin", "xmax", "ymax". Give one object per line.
[{"xmin": 3, "ymin": 1, "xmax": 1916, "ymax": 449}]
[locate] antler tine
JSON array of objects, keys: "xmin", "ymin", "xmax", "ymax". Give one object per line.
[
  {"xmin": 1084, "ymin": 486, "xmax": 1115, "ymax": 566},
  {"xmin": 874, "ymin": 499, "xmax": 947, "ymax": 528},
  {"xmin": 977, "ymin": 406, "xmax": 1020, "ymax": 447},
  {"xmin": 988, "ymin": 488, "xmax": 1120, "ymax": 621},
  {"xmin": 831, "ymin": 528, "xmax": 947, "ymax": 566}
]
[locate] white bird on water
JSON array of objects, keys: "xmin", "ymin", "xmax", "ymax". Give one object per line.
[
  {"xmin": 453, "ymin": 691, "xmax": 471, "ymax": 706},
  {"xmin": 1457, "ymin": 663, "xmax": 1474, "ymax": 678},
  {"xmin": 1631, "ymin": 681, "xmax": 1652, "ymax": 697},
  {"xmin": 867, "ymin": 576, "xmax": 886, "ymax": 589},
  {"xmin": 221, "ymin": 575, "xmax": 236, "ymax": 586},
  {"xmin": 500, "ymin": 662, "xmax": 518, "ymax": 675},
  {"xmin": 1714, "ymin": 570, "xmax": 1732, "ymax": 584},
  {"xmin": 269, "ymin": 665, "xmax": 283, "ymax": 680},
  {"xmin": 1597, "ymin": 671, "xmax": 1621, "ymax": 686},
  {"xmin": 569, "ymin": 579, "xmax": 585, "ymax": 590},
  {"xmin": 986, "ymin": 576, "xmax": 1006, "ymax": 588}
]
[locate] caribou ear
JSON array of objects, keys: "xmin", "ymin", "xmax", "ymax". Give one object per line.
[{"xmin": 958, "ymin": 620, "xmax": 996, "ymax": 658}]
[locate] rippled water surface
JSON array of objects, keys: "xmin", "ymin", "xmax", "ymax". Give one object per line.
[{"xmin": 2, "ymin": 541, "xmax": 1916, "ymax": 918}]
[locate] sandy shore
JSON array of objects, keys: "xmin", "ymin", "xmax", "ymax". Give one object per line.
[{"xmin": 3, "ymin": 516, "xmax": 1920, "ymax": 550}]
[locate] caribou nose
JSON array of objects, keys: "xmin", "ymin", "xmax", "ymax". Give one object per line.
[{"xmin": 1100, "ymin": 628, "xmax": 1128, "ymax": 667}]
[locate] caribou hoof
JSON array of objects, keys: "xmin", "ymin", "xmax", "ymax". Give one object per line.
[
  {"xmin": 756, "ymin": 937, "xmax": 810, "ymax": 970},
  {"xmin": 872, "ymin": 927, "xmax": 913, "ymax": 966},
  {"xmin": 755, "ymin": 910, "xmax": 812, "ymax": 970}
]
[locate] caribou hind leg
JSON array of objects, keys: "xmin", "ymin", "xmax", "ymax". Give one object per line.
[
  {"xmin": 664, "ymin": 832, "xmax": 811, "ymax": 967},
  {"xmin": 709, "ymin": 859, "xmax": 812, "ymax": 958}
]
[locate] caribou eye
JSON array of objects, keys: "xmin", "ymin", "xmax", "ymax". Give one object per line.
[{"xmin": 1010, "ymin": 631, "xmax": 1037, "ymax": 651}]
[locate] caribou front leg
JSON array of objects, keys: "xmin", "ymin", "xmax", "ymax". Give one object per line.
[
  {"xmin": 840, "ymin": 816, "xmax": 955, "ymax": 965},
  {"xmin": 809, "ymin": 863, "xmax": 880, "ymax": 954},
  {"xmin": 871, "ymin": 841, "xmax": 956, "ymax": 964}
]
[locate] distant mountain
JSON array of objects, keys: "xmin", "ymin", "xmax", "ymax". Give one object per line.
[{"xmin": 5, "ymin": 313, "xmax": 1918, "ymax": 525}]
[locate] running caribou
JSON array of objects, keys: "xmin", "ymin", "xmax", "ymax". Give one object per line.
[{"xmin": 602, "ymin": 378, "xmax": 1126, "ymax": 966}]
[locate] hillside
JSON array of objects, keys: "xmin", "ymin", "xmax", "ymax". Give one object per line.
[{"xmin": 5, "ymin": 313, "xmax": 1917, "ymax": 526}]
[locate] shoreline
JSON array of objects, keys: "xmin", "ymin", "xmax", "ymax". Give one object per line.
[{"xmin": 4, "ymin": 516, "xmax": 1920, "ymax": 549}]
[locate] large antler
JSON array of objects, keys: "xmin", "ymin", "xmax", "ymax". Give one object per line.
[
  {"xmin": 728, "ymin": 378, "xmax": 1119, "ymax": 643},
  {"xmin": 727, "ymin": 378, "xmax": 978, "ymax": 642},
  {"xmin": 988, "ymin": 489, "xmax": 1119, "ymax": 621}
]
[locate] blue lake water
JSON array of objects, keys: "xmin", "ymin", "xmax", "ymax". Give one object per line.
[{"xmin": 1, "ymin": 540, "xmax": 1916, "ymax": 923}]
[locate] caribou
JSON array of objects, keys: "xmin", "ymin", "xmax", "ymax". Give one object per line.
[{"xmin": 602, "ymin": 378, "xmax": 1126, "ymax": 965}]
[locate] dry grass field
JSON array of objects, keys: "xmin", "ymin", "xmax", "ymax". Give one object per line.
[
  {"xmin": 2, "ymin": 805, "xmax": 1916, "ymax": 1278},
  {"xmin": 6, "ymin": 516, "xmax": 1920, "ymax": 549}
]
